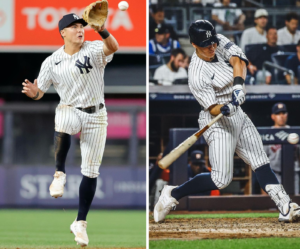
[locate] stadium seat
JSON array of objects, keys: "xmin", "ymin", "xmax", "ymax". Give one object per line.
[
  {"xmin": 149, "ymin": 54, "xmax": 163, "ymax": 66},
  {"xmin": 160, "ymin": 54, "xmax": 171, "ymax": 64},
  {"xmin": 173, "ymin": 78, "xmax": 188, "ymax": 85},
  {"xmin": 233, "ymin": 31, "xmax": 243, "ymax": 47},
  {"xmin": 244, "ymin": 44, "xmax": 264, "ymax": 56},
  {"xmin": 279, "ymin": 44, "xmax": 297, "ymax": 53},
  {"xmin": 149, "ymin": 55, "xmax": 163, "ymax": 78},
  {"xmin": 271, "ymin": 53, "xmax": 296, "ymax": 83},
  {"xmin": 297, "ymin": 65, "xmax": 300, "ymax": 80}
]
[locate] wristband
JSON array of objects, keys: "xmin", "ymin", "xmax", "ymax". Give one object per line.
[
  {"xmin": 32, "ymin": 91, "xmax": 39, "ymax": 100},
  {"xmin": 98, "ymin": 29, "xmax": 110, "ymax": 39},
  {"xmin": 233, "ymin": 76, "xmax": 244, "ymax": 86}
]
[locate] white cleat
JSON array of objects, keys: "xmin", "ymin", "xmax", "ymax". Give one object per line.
[
  {"xmin": 278, "ymin": 202, "xmax": 300, "ymax": 223},
  {"xmin": 70, "ymin": 219, "xmax": 89, "ymax": 247},
  {"xmin": 49, "ymin": 171, "xmax": 66, "ymax": 198},
  {"xmin": 153, "ymin": 185, "xmax": 179, "ymax": 223}
]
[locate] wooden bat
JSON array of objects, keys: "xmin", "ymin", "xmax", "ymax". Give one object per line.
[{"xmin": 158, "ymin": 113, "xmax": 223, "ymax": 169}]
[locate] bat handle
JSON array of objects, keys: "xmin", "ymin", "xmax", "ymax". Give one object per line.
[{"xmin": 207, "ymin": 113, "xmax": 223, "ymax": 127}]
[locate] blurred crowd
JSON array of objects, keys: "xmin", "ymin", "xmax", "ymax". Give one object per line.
[{"xmin": 149, "ymin": 2, "xmax": 300, "ymax": 86}]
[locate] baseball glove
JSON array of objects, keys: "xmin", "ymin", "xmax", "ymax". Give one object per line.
[{"xmin": 83, "ymin": 0, "xmax": 108, "ymax": 30}]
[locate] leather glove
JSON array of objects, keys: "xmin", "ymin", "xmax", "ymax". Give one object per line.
[{"xmin": 83, "ymin": 0, "xmax": 108, "ymax": 31}]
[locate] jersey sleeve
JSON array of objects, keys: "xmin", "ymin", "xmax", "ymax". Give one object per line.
[
  {"xmin": 37, "ymin": 58, "xmax": 53, "ymax": 93},
  {"xmin": 217, "ymin": 34, "xmax": 249, "ymax": 66},
  {"xmin": 88, "ymin": 40, "xmax": 113, "ymax": 67},
  {"xmin": 189, "ymin": 76, "xmax": 217, "ymax": 110}
]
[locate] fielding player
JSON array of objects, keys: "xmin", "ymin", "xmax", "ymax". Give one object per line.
[
  {"xmin": 154, "ymin": 20, "xmax": 300, "ymax": 223},
  {"xmin": 22, "ymin": 13, "xmax": 118, "ymax": 246}
]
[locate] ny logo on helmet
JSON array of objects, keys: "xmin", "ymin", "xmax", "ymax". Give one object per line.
[
  {"xmin": 73, "ymin": 14, "xmax": 80, "ymax": 20},
  {"xmin": 206, "ymin": 31, "xmax": 212, "ymax": 38},
  {"xmin": 75, "ymin": 56, "xmax": 93, "ymax": 74}
]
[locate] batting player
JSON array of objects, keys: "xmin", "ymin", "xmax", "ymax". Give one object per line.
[
  {"xmin": 21, "ymin": 13, "xmax": 118, "ymax": 246},
  {"xmin": 154, "ymin": 20, "xmax": 300, "ymax": 223}
]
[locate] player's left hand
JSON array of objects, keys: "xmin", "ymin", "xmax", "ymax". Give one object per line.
[
  {"xmin": 91, "ymin": 24, "xmax": 105, "ymax": 33},
  {"xmin": 232, "ymin": 84, "xmax": 246, "ymax": 106},
  {"xmin": 220, "ymin": 102, "xmax": 237, "ymax": 117}
]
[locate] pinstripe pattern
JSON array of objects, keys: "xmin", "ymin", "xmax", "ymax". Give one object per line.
[
  {"xmin": 37, "ymin": 40, "xmax": 113, "ymax": 108},
  {"xmin": 198, "ymin": 109, "xmax": 269, "ymax": 189},
  {"xmin": 55, "ymin": 104, "xmax": 108, "ymax": 178},
  {"xmin": 191, "ymin": 34, "xmax": 268, "ymax": 189},
  {"xmin": 189, "ymin": 34, "xmax": 247, "ymax": 110},
  {"xmin": 37, "ymin": 40, "xmax": 112, "ymax": 178}
]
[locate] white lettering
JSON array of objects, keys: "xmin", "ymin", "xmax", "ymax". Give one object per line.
[
  {"xmin": 38, "ymin": 7, "xmax": 60, "ymax": 30},
  {"xmin": 111, "ymin": 10, "xmax": 133, "ymax": 30},
  {"xmin": 64, "ymin": 175, "xmax": 81, "ymax": 198},
  {"xmin": 22, "ymin": 7, "xmax": 40, "ymax": 30},
  {"xmin": 20, "ymin": 175, "xmax": 37, "ymax": 199},
  {"xmin": 260, "ymin": 134, "xmax": 275, "ymax": 141},
  {"xmin": 36, "ymin": 175, "xmax": 52, "ymax": 199},
  {"xmin": 95, "ymin": 178, "xmax": 105, "ymax": 199}
]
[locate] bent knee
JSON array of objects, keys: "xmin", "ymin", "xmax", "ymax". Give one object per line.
[
  {"xmin": 212, "ymin": 175, "xmax": 233, "ymax": 189},
  {"xmin": 81, "ymin": 165, "xmax": 100, "ymax": 178}
]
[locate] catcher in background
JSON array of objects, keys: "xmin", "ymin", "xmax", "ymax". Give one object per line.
[{"xmin": 21, "ymin": 1, "xmax": 117, "ymax": 247}]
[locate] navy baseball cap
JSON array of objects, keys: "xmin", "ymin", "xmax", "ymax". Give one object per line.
[
  {"xmin": 272, "ymin": 103, "xmax": 287, "ymax": 114},
  {"xmin": 58, "ymin": 13, "xmax": 88, "ymax": 31},
  {"xmin": 154, "ymin": 23, "xmax": 170, "ymax": 34},
  {"xmin": 190, "ymin": 150, "xmax": 205, "ymax": 164}
]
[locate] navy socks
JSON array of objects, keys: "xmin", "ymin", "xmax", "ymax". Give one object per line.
[
  {"xmin": 77, "ymin": 176, "xmax": 97, "ymax": 221},
  {"xmin": 255, "ymin": 164, "xmax": 279, "ymax": 192},
  {"xmin": 54, "ymin": 132, "xmax": 71, "ymax": 173},
  {"xmin": 171, "ymin": 173, "xmax": 218, "ymax": 200}
]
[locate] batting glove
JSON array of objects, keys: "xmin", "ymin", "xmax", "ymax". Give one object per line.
[
  {"xmin": 220, "ymin": 103, "xmax": 237, "ymax": 117},
  {"xmin": 232, "ymin": 84, "xmax": 246, "ymax": 106}
]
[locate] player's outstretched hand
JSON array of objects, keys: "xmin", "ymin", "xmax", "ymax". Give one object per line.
[
  {"xmin": 22, "ymin": 79, "xmax": 38, "ymax": 98},
  {"xmin": 232, "ymin": 84, "xmax": 246, "ymax": 106},
  {"xmin": 220, "ymin": 103, "xmax": 237, "ymax": 117}
]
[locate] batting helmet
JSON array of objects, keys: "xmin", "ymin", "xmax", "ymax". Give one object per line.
[{"xmin": 189, "ymin": 20, "xmax": 219, "ymax": 47}]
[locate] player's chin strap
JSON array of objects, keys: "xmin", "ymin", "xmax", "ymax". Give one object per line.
[{"xmin": 266, "ymin": 184, "xmax": 291, "ymax": 216}]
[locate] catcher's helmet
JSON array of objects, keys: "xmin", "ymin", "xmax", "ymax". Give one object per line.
[{"xmin": 189, "ymin": 20, "xmax": 219, "ymax": 47}]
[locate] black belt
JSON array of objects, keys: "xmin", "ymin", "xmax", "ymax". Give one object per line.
[{"xmin": 76, "ymin": 103, "xmax": 104, "ymax": 114}]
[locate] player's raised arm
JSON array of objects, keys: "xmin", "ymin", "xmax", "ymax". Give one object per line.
[
  {"xmin": 22, "ymin": 79, "xmax": 44, "ymax": 100},
  {"xmin": 97, "ymin": 25, "xmax": 119, "ymax": 56}
]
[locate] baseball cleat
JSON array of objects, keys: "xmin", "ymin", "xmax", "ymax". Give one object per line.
[
  {"xmin": 278, "ymin": 202, "xmax": 300, "ymax": 223},
  {"xmin": 70, "ymin": 219, "xmax": 89, "ymax": 247},
  {"xmin": 49, "ymin": 171, "xmax": 66, "ymax": 198},
  {"xmin": 153, "ymin": 185, "xmax": 179, "ymax": 223}
]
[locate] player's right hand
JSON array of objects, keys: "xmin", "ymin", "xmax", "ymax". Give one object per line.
[
  {"xmin": 22, "ymin": 79, "xmax": 38, "ymax": 98},
  {"xmin": 220, "ymin": 103, "xmax": 237, "ymax": 117}
]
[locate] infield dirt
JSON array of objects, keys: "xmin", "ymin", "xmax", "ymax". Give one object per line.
[{"xmin": 149, "ymin": 217, "xmax": 300, "ymax": 240}]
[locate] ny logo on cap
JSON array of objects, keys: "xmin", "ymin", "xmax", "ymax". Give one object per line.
[
  {"xmin": 196, "ymin": 154, "xmax": 201, "ymax": 159},
  {"xmin": 278, "ymin": 104, "xmax": 283, "ymax": 109},
  {"xmin": 73, "ymin": 14, "xmax": 80, "ymax": 20},
  {"xmin": 206, "ymin": 31, "xmax": 212, "ymax": 38}
]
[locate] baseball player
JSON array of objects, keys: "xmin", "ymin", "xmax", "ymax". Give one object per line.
[
  {"xmin": 154, "ymin": 20, "xmax": 300, "ymax": 223},
  {"xmin": 263, "ymin": 103, "xmax": 300, "ymax": 194},
  {"xmin": 21, "ymin": 13, "xmax": 118, "ymax": 247}
]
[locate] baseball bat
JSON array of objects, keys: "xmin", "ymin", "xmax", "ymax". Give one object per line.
[{"xmin": 158, "ymin": 113, "xmax": 223, "ymax": 169}]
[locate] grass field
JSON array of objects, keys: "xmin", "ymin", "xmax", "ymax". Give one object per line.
[
  {"xmin": 149, "ymin": 212, "xmax": 300, "ymax": 249},
  {"xmin": 0, "ymin": 209, "xmax": 146, "ymax": 249}
]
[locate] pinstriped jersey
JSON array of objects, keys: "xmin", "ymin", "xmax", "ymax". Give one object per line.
[
  {"xmin": 188, "ymin": 34, "xmax": 248, "ymax": 110},
  {"xmin": 37, "ymin": 40, "xmax": 113, "ymax": 108}
]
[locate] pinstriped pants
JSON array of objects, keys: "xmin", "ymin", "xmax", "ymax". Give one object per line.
[
  {"xmin": 198, "ymin": 107, "xmax": 270, "ymax": 189},
  {"xmin": 55, "ymin": 104, "xmax": 108, "ymax": 178}
]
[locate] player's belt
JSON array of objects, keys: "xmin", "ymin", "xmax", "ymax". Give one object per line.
[{"xmin": 76, "ymin": 103, "xmax": 104, "ymax": 114}]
